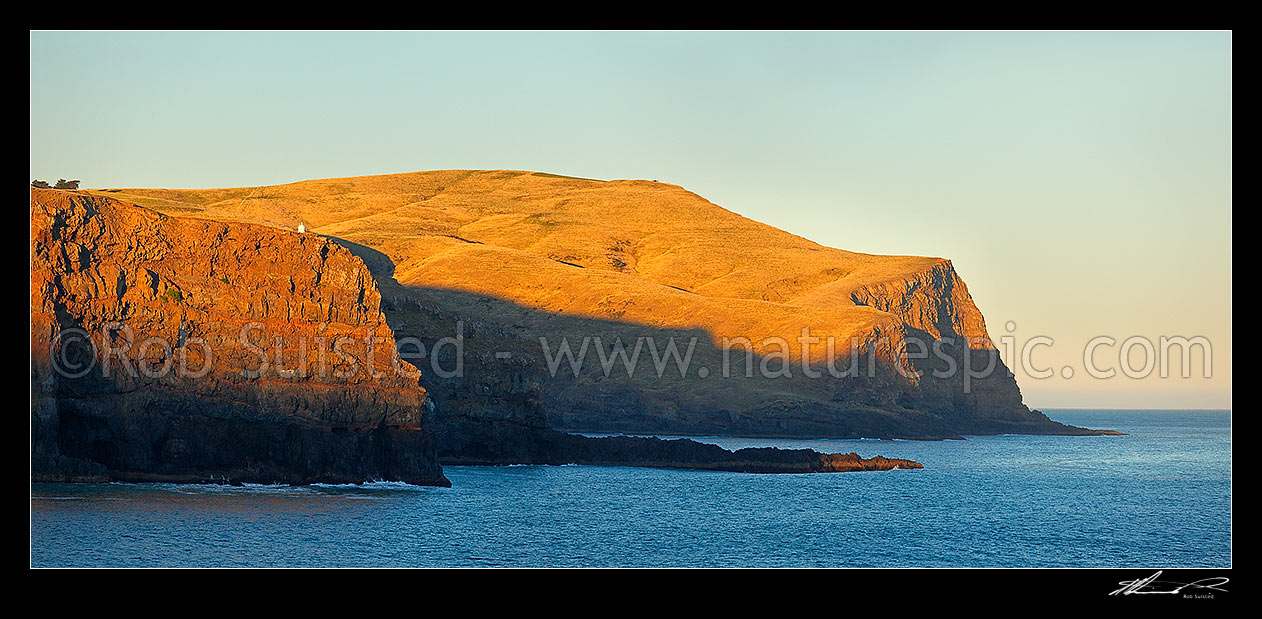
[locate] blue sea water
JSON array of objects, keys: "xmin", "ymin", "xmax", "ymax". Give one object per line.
[{"xmin": 30, "ymin": 410, "xmax": 1231, "ymax": 568}]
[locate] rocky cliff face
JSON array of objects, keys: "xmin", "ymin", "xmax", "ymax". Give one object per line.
[
  {"xmin": 30, "ymin": 189, "xmax": 449, "ymax": 485},
  {"xmin": 842, "ymin": 259, "xmax": 1090, "ymax": 433},
  {"xmin": 849, "ymin": 259, "xmax": 993, "ymax": 346}
]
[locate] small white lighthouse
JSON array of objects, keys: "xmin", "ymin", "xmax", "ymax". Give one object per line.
[{"xmin": 297, "ymin": 222, "xmax": 306, "ymax": 234}]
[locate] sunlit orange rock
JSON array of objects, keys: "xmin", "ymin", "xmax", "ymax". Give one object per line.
[{"xmin": 30, "ymin": 189, "xmax": 448, "ymax": 485}]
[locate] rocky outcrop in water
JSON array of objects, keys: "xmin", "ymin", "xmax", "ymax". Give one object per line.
[{"xmin": 449, "ymin": 430, "xmax": 923, "ymax": 473}]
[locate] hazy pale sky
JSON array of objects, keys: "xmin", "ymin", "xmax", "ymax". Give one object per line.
[{"xmin": 29, "ymin": 30, "xmax": 1231, "ymax": 409}]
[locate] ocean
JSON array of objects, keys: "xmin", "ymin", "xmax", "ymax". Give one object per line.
[{"xmin": 29, "ymin": 410, "xmax": 1231, "ymax": 568}]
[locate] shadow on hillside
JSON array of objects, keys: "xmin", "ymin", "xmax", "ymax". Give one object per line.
[
  {"xmin": 324, "ymin": 233, "xmax": 1053, "ymax": 441},
  {"xmin": 329, "ymin": 237, "xmax": 396, "ymax": 279}
]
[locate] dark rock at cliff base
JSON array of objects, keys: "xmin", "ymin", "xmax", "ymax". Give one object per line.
[
  {"xmin": 51, "ymin": 397, "xmax": 449, "ymax": 486},
  {"xmin": 425, "ymin": 397, "xmax": 922, "ymax": 473},
  {"xmin": 953, "ymin": 410, "xmax": 1125, "ymax": 437},
  {"xmin": 538, "ymin": 432, "xmax": 923, "ymax": 473}
]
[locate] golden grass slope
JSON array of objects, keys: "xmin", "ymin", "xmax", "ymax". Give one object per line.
[{"xmin": 92, "ymin": 170, "xmax": 984, "ymax": 364}]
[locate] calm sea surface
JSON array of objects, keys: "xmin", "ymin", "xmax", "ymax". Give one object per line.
[{"xmin": 30, "ymin": 410, "xmax": 1231, "ymax": 567}]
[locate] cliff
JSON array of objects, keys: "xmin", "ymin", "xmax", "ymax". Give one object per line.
[
  {"xmin": 90, "ymin": 171, "xmax": 1115, "ymax": 441},
  {"xmin": 30, "ymin": 188, "xmax": 926, "ymax": 483},
  {"xmin": 30, "ymin": 189, "xmax": 449, "ymax": 485}
]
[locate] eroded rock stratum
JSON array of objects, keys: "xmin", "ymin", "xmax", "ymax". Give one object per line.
[{"xmin": 31, "ymin": 189, "xmax": 449, "ymax": 485}]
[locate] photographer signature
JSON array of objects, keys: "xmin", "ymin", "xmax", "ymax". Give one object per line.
[{"xmin": 1110, "ymin": 571, "xmax": 1229, "ymax": 596}]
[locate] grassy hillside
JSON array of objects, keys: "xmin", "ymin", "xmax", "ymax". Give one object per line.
[
  {"xmin": 93, "ymin": 170, "xmax": 951, "ymax": 361},
  {"xmin": 90, "ymin": 170, "xmax": 1044, "ymax": 438}
]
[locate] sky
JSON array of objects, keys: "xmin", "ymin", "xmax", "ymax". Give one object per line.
[{"xmin": 29, "ymin": 30, "xmax": 1231, "ymax": 409}]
